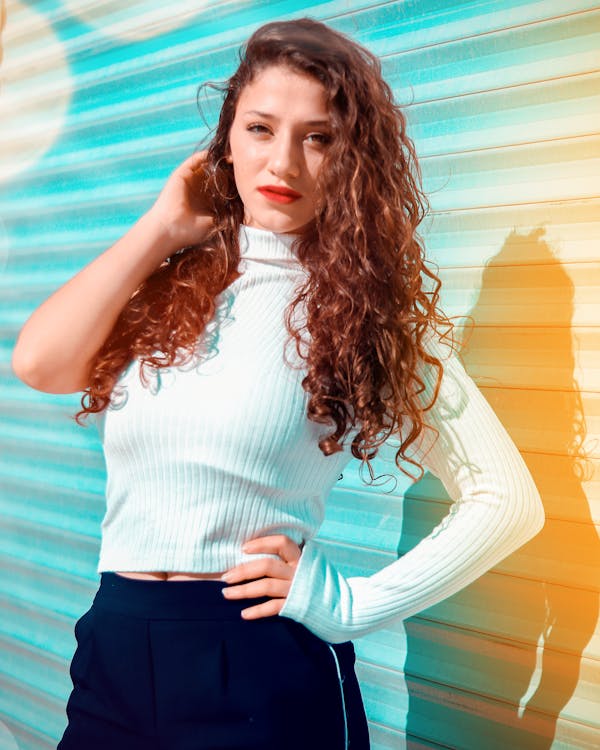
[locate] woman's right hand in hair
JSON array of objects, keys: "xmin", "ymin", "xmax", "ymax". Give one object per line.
[
  {"xmin": 11, "ymin": 150, "xmax": 216, "ymax": 394},
  {"xmin": 148, "ymin": 149, "xmax": 215, "ymax": 252}
]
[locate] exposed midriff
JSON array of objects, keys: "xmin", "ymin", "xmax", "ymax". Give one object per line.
[{"xmin": 115, "ymin": 571, "xmax": 226, "ymax": 581}]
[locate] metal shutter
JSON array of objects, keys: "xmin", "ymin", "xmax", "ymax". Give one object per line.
[{"xmin": 1, "ymin": 2, "xmax": 598, "ymax": 748}]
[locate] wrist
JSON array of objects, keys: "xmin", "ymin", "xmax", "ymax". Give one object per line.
[
  {"xmin": 138, "ymin": 211, "xmax": 181, "ymax": 255},
  {"xmin": 144, "ymin": 207, "xmax": 214, "ymax": 252}
]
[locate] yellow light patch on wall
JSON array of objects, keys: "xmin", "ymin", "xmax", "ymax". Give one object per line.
[
  {"xmin": 0, "ymin": 2, "xmax": 599, "ymax": 748},
  {"xmin": 0, "ymin": 0, "xmax": 72, "ymax": 182},
  {"xmin": 64, "ymin": 0, "xmax": 236, "ymax": 41}
]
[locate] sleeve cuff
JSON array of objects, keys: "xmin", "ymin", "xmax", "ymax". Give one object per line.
[{"xmin": 278, "ymin": 537, "xmax": 356, "ymax": 644}]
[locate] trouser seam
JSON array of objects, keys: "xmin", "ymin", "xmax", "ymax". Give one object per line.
[{"xmin": 326, "ymin": 644, "xmax": 348, "ymax": 750}]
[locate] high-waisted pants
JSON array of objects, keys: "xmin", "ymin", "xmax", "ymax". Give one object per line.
[{"xmin": 57, "ymin": 572, "xmax": 371, "ymax": 749}]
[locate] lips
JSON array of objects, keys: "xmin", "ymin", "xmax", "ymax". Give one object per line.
[{"xmin": 258, "ymin": 185, "xmax": 302, "ymax": 203}]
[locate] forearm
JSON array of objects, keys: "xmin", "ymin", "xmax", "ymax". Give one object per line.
[
  {"xmin": 279, "ymin": 469, "xmax": 543, "ymax": 643},
  {"xmin": 279, "ymin": 329, "xmax": 545, "ymax": 643},
  {"xmin": 11, "ymin": 212, "xmax": 184, "ymax": 394}
]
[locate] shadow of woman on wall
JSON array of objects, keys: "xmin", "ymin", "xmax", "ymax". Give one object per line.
[{"xmin": 403, "ymin": 227, "xmax": 598, "ymax": 749}]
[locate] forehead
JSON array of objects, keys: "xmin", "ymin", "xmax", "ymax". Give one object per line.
[{"xmin": 236, "ymin": 65, "xmax": 330, "ymax": 119}]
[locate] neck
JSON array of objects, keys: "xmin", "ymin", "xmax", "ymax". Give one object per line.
[{"xmin": 238, "ymin": 223, "xmax": 301, "ymax": 263}]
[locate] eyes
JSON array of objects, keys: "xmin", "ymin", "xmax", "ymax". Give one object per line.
[{"xmin": 246, "ymin": 123, "xmax": 331, "ymax": 146}]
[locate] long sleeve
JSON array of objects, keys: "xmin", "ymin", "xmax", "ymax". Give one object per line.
[{"xmin": 278, "ymin": 328, "xmax": 545, "ymax": 643}]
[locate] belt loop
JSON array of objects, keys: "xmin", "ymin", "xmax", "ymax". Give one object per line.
[{"xmin": 327, "ymin": 644, "xmax": 348, "ymax": 750}]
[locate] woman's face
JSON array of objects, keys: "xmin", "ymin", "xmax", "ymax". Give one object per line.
[{"xmin": 226, "ymin": 64, "xmax": 332, "ymax": 235}]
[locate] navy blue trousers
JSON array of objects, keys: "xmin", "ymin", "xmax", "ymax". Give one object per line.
[{"xmin": 57, "ymin": 572, "xmax": 370, "ymax": 749}]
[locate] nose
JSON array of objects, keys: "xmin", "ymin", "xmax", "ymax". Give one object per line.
[{"xmin": 267, "ymin": 131, "xmax": 301, "ymax": 180}]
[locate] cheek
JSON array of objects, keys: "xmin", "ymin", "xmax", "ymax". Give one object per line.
[
  {"xmin": 240, "ymin": 141, "xmax": 263, "ymax": 163},
  {"xmin": 232, "ymin": 151, "xmax": 262, "ymax": 190},
  {"xmin": 306, "ymin": 153, "xmax": 325, "ymax": 181}
]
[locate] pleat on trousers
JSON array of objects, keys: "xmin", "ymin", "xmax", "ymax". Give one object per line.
[{"xmin": 57, "ymin": 572, "xmax": 371, "ymax": 750}]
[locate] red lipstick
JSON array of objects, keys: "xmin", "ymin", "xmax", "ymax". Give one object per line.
[{"xmin": 258, "ymin": 185, "xmax": 302, "ymax": 204}]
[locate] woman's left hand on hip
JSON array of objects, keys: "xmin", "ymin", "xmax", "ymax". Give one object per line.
[{"xmin": 220, "ymin": 534, "xmax": 303, "ymax": 619}]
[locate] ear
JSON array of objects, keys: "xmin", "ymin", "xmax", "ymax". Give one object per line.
[{"xmin": 225, "ymin": 153, "xmax": 233, "ymax": 164}]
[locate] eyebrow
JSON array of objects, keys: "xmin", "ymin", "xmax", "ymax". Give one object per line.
[{"xmin": 243, "ymin": 110, "xmax": 331, "ymax": 127}]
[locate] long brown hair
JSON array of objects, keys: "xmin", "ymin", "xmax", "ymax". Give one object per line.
[{"xmin": 75, "ymin": 17, "xmax": 455, "ymax": 484}]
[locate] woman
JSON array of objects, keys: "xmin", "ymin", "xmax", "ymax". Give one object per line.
[{"xmin": 12, "ymin": 17, "xmax": 545, "ymax": 750}]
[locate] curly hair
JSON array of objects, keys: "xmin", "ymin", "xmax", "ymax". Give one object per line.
[{"xmin": 75, "ymin": 17, "xmax": 456, "ymax": 484}]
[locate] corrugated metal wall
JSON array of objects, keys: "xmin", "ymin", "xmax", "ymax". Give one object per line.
[{"xmin": 1, "ymin": 1, "xmax": 598, "ymax": 748}]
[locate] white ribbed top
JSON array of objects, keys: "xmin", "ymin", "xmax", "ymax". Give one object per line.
[{"xmin": 96, "ymin": 223, "xmax": 545, "ymax": 643}]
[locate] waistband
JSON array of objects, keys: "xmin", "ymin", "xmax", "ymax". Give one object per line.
[{"xmin": 93, "ymin": 572, "xmax": 275, "ymax": 620}]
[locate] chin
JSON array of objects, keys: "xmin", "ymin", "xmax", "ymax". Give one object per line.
[
  {"xmin": 247, "ymin": 220, "xmax": 300, "ymax": 235},
  {"xmin": 245, "ymin": 212, "xmax": 312, "ymax": 236}
]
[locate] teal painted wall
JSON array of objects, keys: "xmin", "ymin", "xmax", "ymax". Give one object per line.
[{"xmin": 1, "ymin": 2, "xmax": 599, "ymax": 748}]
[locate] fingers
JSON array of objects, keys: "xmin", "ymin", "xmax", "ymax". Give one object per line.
[
  {"xmin": 222, "ymin": 576, "xmax": 289, "ymax": 601},
  {"xmin": 220, "ymin": 534, "xmax": 304, "ymax": 620},
  {"xmin": 190, "ymin": 150, "xmax": 209, "ymax": 172},
  {"xmin": 221, "ymin": 577, "xmax": 289, "ymax": 619},
  {"xmin": 239, "ymin": 598, "xmax": 285, "ymax": 620},
  {"xmin": 222, "ymin": 556, "xmax": 292, "ymax": 584},
  {"xmin": 175, "ymin": 150, "xmax": 209, "ymax": 179},
  {"xmin": 183, "ymin": 149, "xmax": 208, "ymax": 167},
  {"xmin": 242, "ymin": 533, "xmax": 303, "ymax": 564}
]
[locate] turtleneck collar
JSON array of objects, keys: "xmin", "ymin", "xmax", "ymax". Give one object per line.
[{"xmin": 239, "ymin": 223, "xmax": 301, "ymax": 264}]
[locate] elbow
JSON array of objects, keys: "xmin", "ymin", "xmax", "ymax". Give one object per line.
[
  {"xmin": 507, "ymin": 475, "xmax": 545, "ymax": 551},
  {"xmin": 527, "ymin": 480, "xmax": 545, "ymax": 539},
  {"xmin": 483, "ymin": 467, "xmax": 545, "ymax": 562},
  {"xmin": 11, "ymin": 345, "xmax": 51, "ymax": 390},
  {"xmin": 11, "ymin": 346, "xmax": 38, "ymax": 388},
  {"xmin": 11, "ymin": 348, "xmax": 89, "ymax": 394},
  {"xmin": 11, "ymin": 356, "xmax": 52, "ymax": 392},
  {"xmin": 521, "ymin": 459, "xmax": 545, "ymax": 538},
  {"xmin": 11, "ymin": 333, "xmax": 45, "ymax": 388}
]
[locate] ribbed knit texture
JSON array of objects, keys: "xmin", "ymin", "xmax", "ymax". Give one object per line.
[{"xmin": 96, "ymin": 223, "xmax": 545, "ymax": 643}]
